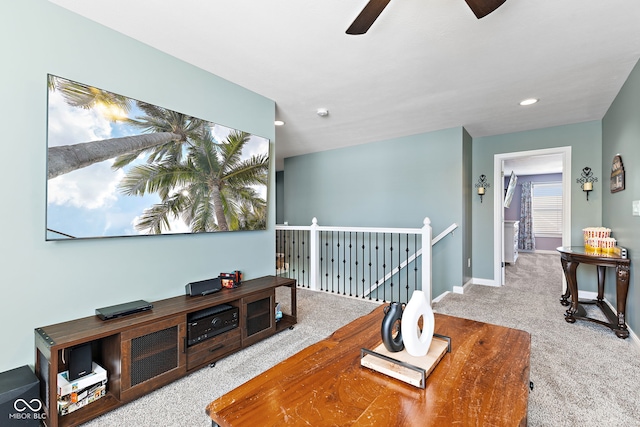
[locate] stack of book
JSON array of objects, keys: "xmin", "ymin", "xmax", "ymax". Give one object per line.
[{"xmin": 57, "ymin": 362, "xmax": 107, "ymax": 416}]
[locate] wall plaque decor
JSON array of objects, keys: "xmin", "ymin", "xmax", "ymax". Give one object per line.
[{"xmin": 610, "ymin": 155, "xmax": 625, "ymax": 193}]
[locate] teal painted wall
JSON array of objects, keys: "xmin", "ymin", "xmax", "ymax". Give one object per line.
[
  {"xmin": 283, "ymin": 127, "xmax": 465, "ymax": 299},
  {"xmin": 0, "ymin": 0, "xmax": 275, "ymax": 372},
  {"xmin": 472, "ymin": 121, "xmax": 603, "ymax": 286},
  {"xmin": 602, "ymin": 59, "xmax": 640, "ymax": 335},
  {"xmin": 462, "ymin": 128, "xmax": 473, "ymax": 284},
  {"xmin": 276, "ymin": 171, "xmax": 285, "ymax": 224}
]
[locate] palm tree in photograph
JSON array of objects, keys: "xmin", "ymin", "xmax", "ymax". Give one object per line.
[
  {"xmin": 47, "ymin": 76, "xmax": 197, "ymax": 179},
  {"xmin": 48, "ymin": 75, "xmax": 131, "ymax": 115},
  {"xmin": 235, "ymin": 197, "xmax": 267, "ymax": 230},
  {"xmin": 119, "ymin": 129, "xmax": 268, "ymax": 233},
  {"xmin": 111, "ymin": 102, "xmax": 209, "ymax": 169}
]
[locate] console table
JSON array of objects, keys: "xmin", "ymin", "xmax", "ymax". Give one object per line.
[
  {"xmin": 206, "ymin": 305, "xmax": 531, "ymax": 426},
  {"xmin": 34, "ymin": 275, "xmax": 296, "ymax": 427},
  {"xmin": 557, "ymin": 246, "xmax": 630, "ymax": 338}
]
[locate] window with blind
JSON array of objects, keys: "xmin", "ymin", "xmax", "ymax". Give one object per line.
[{"xmin": 532, "ymin": 182, "xmax": 563, "ymax": 237}]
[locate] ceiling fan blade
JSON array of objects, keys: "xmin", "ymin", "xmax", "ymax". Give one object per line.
[
  {"xmin": 346, "ymin": 0, "xmax": 391, "ymax": 35},
  {"xmin": 464, "ymin": 0, "xmax": 507, "ymax": 19}
]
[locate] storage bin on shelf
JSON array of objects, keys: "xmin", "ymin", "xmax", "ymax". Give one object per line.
[{"xmin": 583, "ymin": 227, "xmax": 617, "ymax": 254}]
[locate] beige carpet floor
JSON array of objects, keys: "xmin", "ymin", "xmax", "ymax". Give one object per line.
[
  {"xmin": 433, "ymin": 252, "xmax": 640, "ymax": 426},
  {"xmin": 81, "ymin": 253, "xmax": 640, "ymax": 426}
]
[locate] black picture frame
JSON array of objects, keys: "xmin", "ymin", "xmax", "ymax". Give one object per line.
[
  {"xmin": 610, "ymin": 155, "xmax": 625, "ymax": 193},
  {"xmin": 46, "ymin": 75, "xmax": 270, "ymax": 240}
]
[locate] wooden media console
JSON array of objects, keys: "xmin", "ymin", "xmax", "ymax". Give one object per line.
[{"xmin": 34, "ymin": 276, "xmax": 296, "ymax": 427}]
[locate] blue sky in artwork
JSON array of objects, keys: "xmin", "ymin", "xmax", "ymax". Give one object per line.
[{"xmin": 46, "ymin": 77, "xmax": 269, "ymax": 240}]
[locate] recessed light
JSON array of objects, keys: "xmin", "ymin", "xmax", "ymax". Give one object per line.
[
  {"xmin": 316, "ymin": 108, "xmax": 329, "ymax": 117},
  {"xmin": 519, "ymin": 98, "xmax": 538, "ymax": 106},
  {"xmin": 274, "ymin": 120, "xmax": 285, "ymax": 126}
]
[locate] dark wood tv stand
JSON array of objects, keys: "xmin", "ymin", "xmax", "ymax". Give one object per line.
[{"xmin": 34, "ymin": 275, "xmax": 296, "ymax": 427}]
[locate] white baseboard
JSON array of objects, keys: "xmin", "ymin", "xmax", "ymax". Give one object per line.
[
  {"xmin": 452, "ymin": 279, "xmax": 474, "ymax": 295},
  {"xmin": 432, "ymin": 291, "xmax": 449, "ymax": 303},
  {"xmin": 628, "ymin": 326, "xmax": 640, "ymax": 348},
  {"xmin": 471, "ymin": 277, "xmax": 499, "ymax": 287},
  {"xmin": 574, "ymin": 292, "xmax": 639, "ymax": 349},
  {"xmin": 578, "ymin": 290, "xmax": 598, "ymax": 300},
  {"xmin": 534, "ymin": 249, "xmax": 559, "ymax": 255},
  {"xmin": 602, "ymin": 297, "xmax": 640, "ymax": 349}
]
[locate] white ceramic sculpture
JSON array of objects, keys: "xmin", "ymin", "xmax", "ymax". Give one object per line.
[{"xmin": 401, "ymin": 290, "xmax": 434, "ymax": 357}]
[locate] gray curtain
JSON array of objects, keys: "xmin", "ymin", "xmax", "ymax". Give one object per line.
[{"xmin": 518, "ymin": 182, "xmax": 535, "ymax": 251}]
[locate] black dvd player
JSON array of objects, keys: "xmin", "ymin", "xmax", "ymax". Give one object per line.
[{"xmin": 95, "ymin": 300, "xmax": 153, "ymax": 320}]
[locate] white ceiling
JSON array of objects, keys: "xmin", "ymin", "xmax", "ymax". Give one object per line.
[{"xmin": 49, "ymin": 0, "xmax": 640, "ymax": 170}]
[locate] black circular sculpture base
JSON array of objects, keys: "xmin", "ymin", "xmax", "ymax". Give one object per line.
[{"xmin": 381, "ymin": 302, "xmax": 404, "ymax": 352}]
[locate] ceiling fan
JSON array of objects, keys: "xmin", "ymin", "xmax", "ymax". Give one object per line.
[{"xmin": 346, "ymin": 0, "xmax": 507, "ymax": 35}]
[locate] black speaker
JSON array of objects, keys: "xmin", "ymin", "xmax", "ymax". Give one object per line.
[
  {"xmin": 185, "ymin": 277, "xmax": 222, "ymax": 297},
  {"xmin": 0, "ymin": 365, "xmax": 43, "ymax": 426},
  {"xmin": 68, "ymin": 343, "xmax": 93, "ymax": 381}
]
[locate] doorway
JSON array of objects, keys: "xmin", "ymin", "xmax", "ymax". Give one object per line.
[{"xmin": 493, "ymin": 147, "xmax": 572, "ymax": 286}]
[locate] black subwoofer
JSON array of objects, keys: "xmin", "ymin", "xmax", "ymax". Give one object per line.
[{"xmin": 0, "ymin": 365, "xmax": 43, "ymax": 426}]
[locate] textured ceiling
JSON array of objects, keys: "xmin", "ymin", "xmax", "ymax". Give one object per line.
[{"xmin": 49, "ymin": 0, "xmax": 640, "ymax": 170}]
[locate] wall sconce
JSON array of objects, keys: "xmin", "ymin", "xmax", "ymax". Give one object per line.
[
  {"xmin": 577, "ymin": 166, "xmax": 598, "ymax": 201},
  {"xmin": 475, "ymin": 174, "xmax": 490, "ymax": 203}
]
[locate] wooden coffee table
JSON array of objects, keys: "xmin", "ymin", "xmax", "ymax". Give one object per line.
[{"xmin": 206, "ymin": 305, "xmax": 531, "ymax": 426}]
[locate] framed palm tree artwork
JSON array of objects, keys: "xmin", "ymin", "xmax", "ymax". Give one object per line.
[{"xmin": 46, "ymin": 75, "xmax": 270, "ymax": 240}]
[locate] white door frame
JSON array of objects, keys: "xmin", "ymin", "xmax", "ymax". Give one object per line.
[{"xmin": 493, "ymin": 146, "xmax": 572, "ymax": 286}]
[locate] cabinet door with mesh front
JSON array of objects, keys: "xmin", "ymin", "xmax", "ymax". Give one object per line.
[
  {"xmin": 242, "ymin": 289, "xmax": 276, "ymax": 347},
  {"xmin": 120, "ymin": 315, "xmax": 186, "ymax": 401}
]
